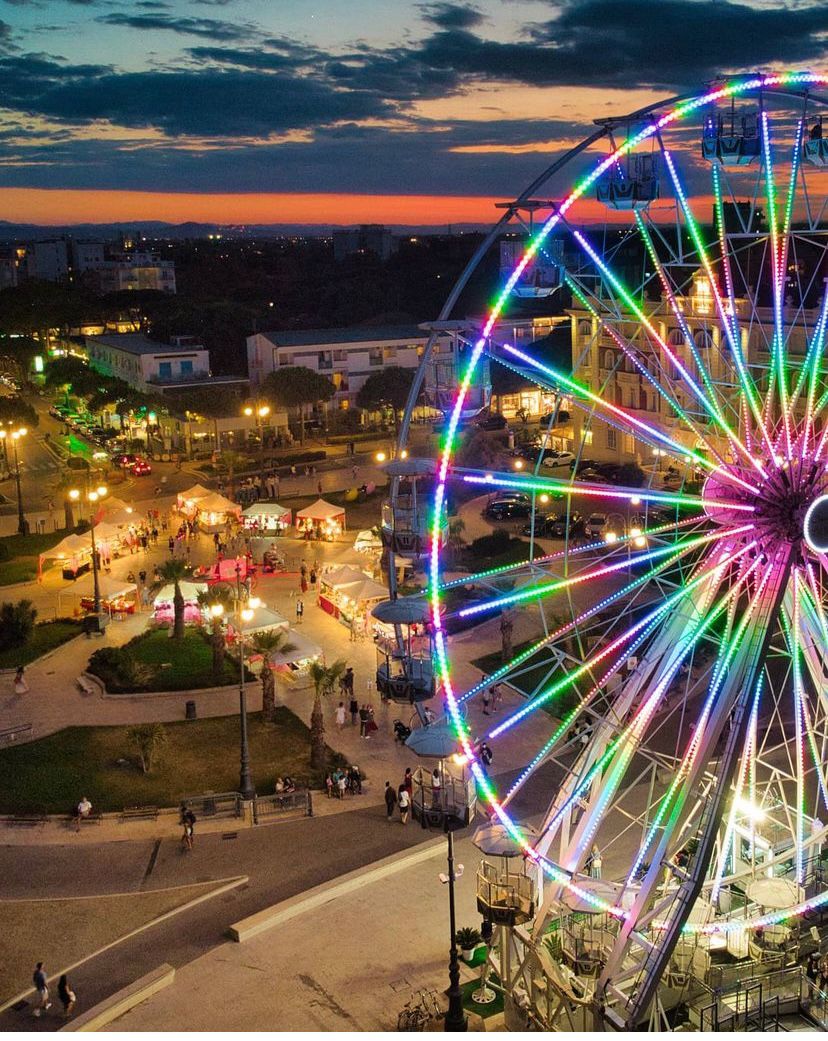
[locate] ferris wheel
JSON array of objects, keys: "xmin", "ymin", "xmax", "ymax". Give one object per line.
[{"xmin": 392, "ymin": 71, "xmax": 828, "ymax": 1029}]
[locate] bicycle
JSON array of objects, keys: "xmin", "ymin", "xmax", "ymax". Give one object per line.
[{"xmin": 396, "ymin": 989, "xmax": 443, "ymax": 1031}]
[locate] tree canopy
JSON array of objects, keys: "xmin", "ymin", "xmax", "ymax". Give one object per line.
[
  {"xmin": 0, "ymin": 396, "xmax": 38, "ymax": 428},
  {"xmin": 263, "ymin": 366, "xmax": 335, "ymax": 409},
  {"xmin": 355, "ymin": 365, "xmax": 415, "ymax": 412}
]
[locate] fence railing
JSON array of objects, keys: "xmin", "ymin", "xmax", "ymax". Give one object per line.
[
  {"xmin": 180, "ymin": 791, "xmax": 243, "ymax": 820},
  {"xmin": 253, "ymin": 789, "xmax": 312, "ymax": 823}
]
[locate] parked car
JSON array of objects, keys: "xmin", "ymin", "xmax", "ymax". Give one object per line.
[
  {"xmin": 541, "ymin": 450, "xmax": 575, "ymax": 468},
  {"xmin": 131, "ymin": 459, "xmax": 152, "ymax": 476},
  {"xmin": 115, "ymin": 453, "xmax": 138, "ymax": 469},
  {"xmin": 485, "ymin": 499, "xmax": 530, "ymax": 521},
  {"xmin": 490, "ymin": 491, "xmax": 530, "ymax": 505},
  {"xmin": 538, "ymin": 410, "xmax": 571, "ymax": 427},
  {"xmin": 521, "ymin": 514, "xmax": 559, "ymax": 537},
  {"xmin": 585, "ymin": 513, "xmax": 610, "ymax": 539},
  {"xmin": 549, "ymin": 511, "xmax": 583, "ymax": 537},
  {"xmin": 476, "ymin": 413, "xmax": 508, "ymax": 431}
]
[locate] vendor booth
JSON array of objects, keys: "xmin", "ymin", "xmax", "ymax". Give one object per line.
[
  {"xmin": 39, "ymin": 532, "xmax": 92, "ymax": 580},
  {"xmin": 230, "ymin": 605, "xmax": 290, "ymax": 639},
  {"xmin": 319, "ymin": 565, "xmax": 388, "ymax": 633},
  {"xmin": 295, "ymin": 499, "xmax": 346, "ymax": 541},
  {"xmin": 195, "ymin": 492, "xmax": 242, "ymax": 532},
  {"xmin": 242, "ymin": 502, "xmax": 292, "ymax": 534},
  {"xmin": 177, "ymin": 484, "xmax": 212, "ymax": 514},
  {"xmin": 247, "ymin": 627, "xmax": 323, "ymax": 677},
  {"xmin": 58, "ymin": 572, "xmax": 138, "ymax": 618},
  {"xmin": 152, "ymin": 579, "xmax": 208, "ymax": 626}
]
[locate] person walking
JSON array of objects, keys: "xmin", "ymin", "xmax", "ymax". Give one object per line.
[
  {"xmin": 335, "ymin": 701, "xmax": 346, "ymax": 730},
  {"xmin": 57, "ymin": 975, "xmax": 76, "ymax": 1019},
  {"xmin": 296, "ymin": 598, "xmax": 304, "ymax": 624},
  {"xmin": 358, "ymin": 704, "xmax": 369, "ymax": 738},
  {"xmin": 403, "ymin": 767, "xmax": 413, "ymax": 798},
  {"xmin": 13, "ymin": 665, "xmax": 28, "ymax": 694},
  {"xmin": 398, "ymin": 785, "xmax": 411, "ymax": 824},
  {"xmin": 32, "ymin": 962, "xmax": 51, "ymax": 1017},
  {"xmin": 482, "ymin": 688, "xmax": 491, "ymax": 715},
  {"xmin": 349, "ymin": 695, "xmax": 359, "ymax": 726},
  {"xmin": 310, "ymin": 566, "xmax": 317, "ymax": 589},
  {"xmin": 181, "ymin": 806, "xmax": 196, "ymax": 851},
  {"xmin": 384, "ymin": 781, "xmax": 397, "ymax": 820}
]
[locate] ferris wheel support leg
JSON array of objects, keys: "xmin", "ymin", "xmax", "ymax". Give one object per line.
[{"xmin": 596, "ymin": 548, "xmax": 794, "ymax": 1030}]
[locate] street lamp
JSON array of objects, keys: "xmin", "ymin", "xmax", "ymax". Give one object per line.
[
  {"xmin": 244, "ymin": 404, "xmax": 271, "ymax": 468},
  {"xmin": 0, "ymin": 426, "xmax": 29, "ymax": 534},
  {"xmin": 209, "ymin": 568, "xmax": 260, "ymax": 800},
  {"xmin": 69, "ymin": 482, "xmax": 108, "ymax": 632}
]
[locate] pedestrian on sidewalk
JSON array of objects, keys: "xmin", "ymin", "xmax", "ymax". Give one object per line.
[
  {"xmin": 365, "ymin": 703, "xmax": 377, "ymax": 739},
  {"xmin": 310, "ymin": 566, "xmax": 317, "ymax": 589},
  {"xmin": 13, "ymin": 664, "xmax": 28, "ymax": 695},
  {"xmin": 349, "ymin": 695, "xmax": 359, "ymax": 726},
  {"xmin": 32, "ymin": 962, "xmax": 51, "ymax": 1017},
  {"xmin": 482, "ymin": 687, "xmax": 490, "ymax": 715},
  {"xmin": 337, "ymin": 772, "xmax": 347, "ymax": 799},
  {"xmin": 296, "ymin": 598, "xmax": 304, "ymax": 624},
  {"xmin": 317, "ymin": 480, "xmax": 323, "ymax": 496},
  {"xmin": 358, "ymin": 703, "xmax": 369, "ymax": 737},
  {"xmin": 403, "ymin": 767, "xmax": 413, "ymax": 798},
  {"xmin": 57, "ymin": 975, "xmax": 76, "ymax": 1018},
  {"xmin": 398, "ymin": 785, "xmax": 410, "ymax": 824},
  {"xmin": 181, "ymin": 806, "xmax": 196, "ymax": 851},
  {"xmin": 343, "ymin": 666, "xmax": 354, "ymax": 696},
  {"xmin": 335, "ymin": 701, "xmax": 346, "ymax": 729},
  {"xmin": 325, "ymin": 773, "xmax": 333, "ymax": 798},
  {"xmin": 384, "ymin": 781, "xmax": 397, "ymax": 820}
]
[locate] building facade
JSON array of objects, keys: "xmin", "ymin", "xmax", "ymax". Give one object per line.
[
  {"xmin": 247, "ymin": 324, "xmax": 442, "ymax": 410},
  {"xmin": 332, "ymin": 225, "xmax": 397, "ymax": 262},
  {"xmin": 85, "ymin": 333, "xmax": 212, "ymax": 393}
]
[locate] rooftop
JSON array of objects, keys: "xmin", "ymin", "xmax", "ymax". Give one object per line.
[
  {"xmin": 255, "ymin": 324, "xmax": 428, "ymax": 348},
  {"xmin": 85, "ymin": 334, "xmax": 205, "ymax": 356}
]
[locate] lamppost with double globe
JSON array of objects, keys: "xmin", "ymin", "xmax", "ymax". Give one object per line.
[
  {"xmin": 0, "ymin": 426, "xmax": 29, "ymax": 534},
  {"xmin": 244, "ymin": 404, "xmax": 271, "ymax": 467},
  {"xmin": 69, "ymin": 483, "xmax": 108, "ymax": 633}
]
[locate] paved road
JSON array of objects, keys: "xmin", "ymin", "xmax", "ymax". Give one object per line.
[{"xmin": 0, "ymin": 806, "xmax": 432, "ymax": 1030}]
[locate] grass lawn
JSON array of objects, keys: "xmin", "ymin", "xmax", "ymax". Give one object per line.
[
  {"xmin": 0, "ymin": 620, "xmax": 82, "ymax": 669},
  {"xmin": 87, "ymin": 628, "xmax": 251, "ymax": 693},
  {"xmin": 0, "ymin": 530, "xmax": 67, "ymax": 587},
  {"xmin": 0, "ymin": 707, "xmax": 339, "ymax": 814},
  {"xmin": 473, "ymin": 638, "xmax": 585, "ymax": 715}
]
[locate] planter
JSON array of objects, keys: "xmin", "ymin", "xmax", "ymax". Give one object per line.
[{"xmin": 461, "ymin": 945, "xmax": 478, "ymax": 963}]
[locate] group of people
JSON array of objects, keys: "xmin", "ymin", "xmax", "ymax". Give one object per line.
[
  {"xmin": 31, "ymin": 963, "xmax": 75, "ymax": 1019},
  {"xmin": 235, "ymin": 474, "xmax": 281, "ymax": 506},
  {"xmin": 325, "ymin": 765, "xmax": 363, "ymax": 798},
  {"xmin": 384, "ymin": 767, "xmax": 414, "ymax": 824}
]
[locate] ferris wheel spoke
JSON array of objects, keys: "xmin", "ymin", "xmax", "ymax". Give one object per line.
[
  {"xmin": 448, "ymin": 524, "xmax": 753, "ymax": 623},
  {"xmin": 565, "ymin": 274, "xmax": 734, "ymax": 472},
  {"xmin": 495, "ymin": 341, "xmax": 760, "ymax": 495},
  {"xmin": 455, "ymin": 466, "xmax": 752, "ymax": 513},
  {"xmin": 485, "ymin": 537, "xmax": 756, "ymax": 744},
  {"xmin": 536, "ymin": 548, "xmax": 763, "ymax": 879}
]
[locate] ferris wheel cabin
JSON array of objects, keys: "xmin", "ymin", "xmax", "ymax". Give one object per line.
[
  {"xmin": 804, "ymin": 116, "xmax": 828, "ymax": 166},
  {"xmin": 596, "ymin": 154, "xmax": 659, "ymax": 210},
  {"xmin": 701, "ymin": 110, "xmax": 761, "ymax": 165}
]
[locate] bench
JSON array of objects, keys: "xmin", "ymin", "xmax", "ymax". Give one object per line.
[
  {"xmin": 119, "ymin": 806, "xmax": 159, "ymax": 823},
  {"xmin": 76, "ymin": 675, "xmax": 97, "ymax": 696},
  {"xmin": 0, "ymin": 723, "xmax": 32, "ymax": 745},
  {"xmin": 65, "ymin": 812, "xmax": 103, "ymax": 828},
  {"xmin": 2, "ymin": 814, "xmax": 47, "ymax": 828}
]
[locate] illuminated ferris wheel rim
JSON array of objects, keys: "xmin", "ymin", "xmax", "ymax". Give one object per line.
[{"xmin": 428, "ymin": 70, "xmax": 828, "ymax": 932}]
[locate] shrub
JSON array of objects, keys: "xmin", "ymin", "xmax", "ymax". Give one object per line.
[
  {"xmin": 469, "ymin": 529, "xmax": 511, "ymax": 557},
  {"xmin": 0, "ymin": 599, "xmax": 37, "ymax": 652},
  {"xmin": 88, "ymin": 645, "xmax": 155, "ymax": 692},
  {"xmin": 127, "ymin": 722, "xmax": 169, "ymax": 775}
]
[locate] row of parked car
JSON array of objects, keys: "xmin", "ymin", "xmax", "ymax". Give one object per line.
[
  {"xmin": 49, "ymin": 403, "xmax": 153, "ymax": 475},
  {"xmin": 484, "ymin": 492, "xmax": 676, "ymax": 540}
]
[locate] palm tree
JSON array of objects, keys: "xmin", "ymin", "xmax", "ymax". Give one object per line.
[
  {"xmin": 250, "ymin": 629, "xmax": 297, "ymax": 721},
  {"xmin": 154, "ymin": 558, "xmax": 193, "ymax": 640},
  {"xmin": 308, "ymin": 658, "xmax": 347, "ymax": 770},
  {"xmin": 197, "ymin": 584, "xmax": 234, "ymax": 681}
]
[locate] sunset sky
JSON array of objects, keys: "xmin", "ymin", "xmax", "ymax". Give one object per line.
[{"xmin": 1, "ymin": 0, "xmax": 827, "ymax": 226}]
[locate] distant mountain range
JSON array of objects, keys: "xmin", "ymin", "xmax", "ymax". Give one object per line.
[{"xmin": 0, "ymin": 220, "xmax": 489, "ymax": 241}]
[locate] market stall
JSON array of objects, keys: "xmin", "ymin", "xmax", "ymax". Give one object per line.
[
  {"xmin": 38, "ymin": 532, "xmax": 92, "ymax": 580},
  {"xmin": 247, "ymin": 627, "xmax": 323, "ymax": 677},
  {"xmin": 295, "ymin": 499, "xmax": 346, "ymax": 541},
  {"xmin": 242, "ymin": 502, "xmax": 292, "ymax": 534},
  {"xmin": 177, "ymin": 484, "xmax": 212, "ymax": 516},
  {"xmin": 318, "ymin": 565, "xmax": 388, "ymax": 632},
  {"xmin": 58, "ymin": 572, "xmax": 138, "ymax": 618},
  {"xmin": 230, "ymin": 605, "xmax": 290, "ymax": 640},
  {"xmin": 195, "ymin": 492, "xmax": 242, "ymax": 532},
  {"xmin": 152, "ymin": 579, "xmax": 208, "ymax": 626}
]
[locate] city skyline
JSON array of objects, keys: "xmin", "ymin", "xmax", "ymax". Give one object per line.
[{"xmin": 2, "ymin": 0, "xmax": 828, "ymax": 224}]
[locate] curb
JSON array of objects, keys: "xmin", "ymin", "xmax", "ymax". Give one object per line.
[
  {"xmin": 229, "ymin": 837, "xmax": 443, "ymax": 942},
  {"xmin": 60, "ymin": 964, "xmax": 175, "ymax": 1032},
  {"xmin": 0, "ymin": 874, "xmax": 248, "ymax": 1016}
]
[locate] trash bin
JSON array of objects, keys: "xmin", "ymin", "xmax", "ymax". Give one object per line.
[{"xmin": 185, "ymin": 700, "xmax": 196, "ymax": 720}]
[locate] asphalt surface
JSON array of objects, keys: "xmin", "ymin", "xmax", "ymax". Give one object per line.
[{"xmin": 0, "ymin": 806, "xmax": 432, "ymax": 1030}]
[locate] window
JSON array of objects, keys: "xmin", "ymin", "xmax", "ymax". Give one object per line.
[
  {"xmin": 369, "ymin": 349, "xmax": 383, "ymax": 366},
  {"xmin": 317, "ymin": 352, "xmax": 332, "ymax": 370},
  {"xmin": 603, "ymin": 350, "xmax": 615, "ymax": 370},
  {"xmin": 623, "ymin": 433, "xmax": 635, "ymax": 454},
  {"xmin": 667, "ymin": 327, "xmax": 684, "ymax": 346},
  {"xmin": 158, "ymin": 361, "xmax": 172, "ymax": 379},
  {"xmin": 578, "ymin": 319, "xmax": 592, "ymax": 340},
  {"xmin": 583, "ymin": 429, "xmax": 594, "ymax": 446},
  {"xmin": 639, "ymin": 388, "xmax": 648, "ymax": 411},
  {"xmin": 694, "ymin": 329, "xmax": 714, "ymax": 350},
  {"xmin": 606, "ymin": 427, "xmax": 617, "ymax": 449},
  {"xmin": 180, "ymin": 360, "xmax": 193, "ymax": 375}
]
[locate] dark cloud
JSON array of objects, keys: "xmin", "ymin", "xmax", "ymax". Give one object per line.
[
  {"xmin": 419, "ymin": 2, "xmax": 484, "ymax": 30},
  {"xmin": 412, "ymin": 0, "xmax": 828, "ymax": 90},
  {"xmin": 97, "ymin": 13, "xmax": 251, "ymax": 42},
  {"xmin": 185, "ymin": 46, "xmax": 314, "ymax": 72}
]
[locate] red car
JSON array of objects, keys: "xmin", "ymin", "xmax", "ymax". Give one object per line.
[
  {"xmin": 115, "ymin": 453, "xmax": 138, "ymax": 469},
  {"xmin": 131, "ymin": 459, "xmax": 152, "ymax": 476}
]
